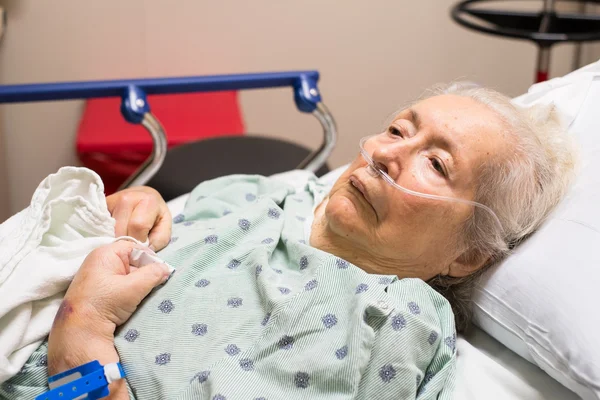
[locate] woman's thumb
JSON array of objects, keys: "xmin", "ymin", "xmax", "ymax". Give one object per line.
[{"xmin": 125, "ymin": 262, "xmax": 171, "ymax": 302}]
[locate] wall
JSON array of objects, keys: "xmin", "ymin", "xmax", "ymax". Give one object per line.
[
  {"xmin": 0, "ymin": 111, "xmax": 7, "ymax": 219},
  {"xmin": 0, "ymin": 0, "xmax": 581, "ymax": 218},
  {"xmin": 0, "ymin": 7, "xmax": 8, "ymax": 219},
  {"xmin": 579, "ymin": 4, "xmax": 600, "ymax": 67}
]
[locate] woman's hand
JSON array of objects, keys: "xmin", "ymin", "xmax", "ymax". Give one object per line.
[
  {"xmin": 62, "ymin": 240, "xmax": 171, "ymax": 334},
  {"xmin": 48, "ymin": 240, "xmax": 169, "ymax": 397},
  {"xmin": 106, "ymin": 186, "xmax": 172, "ymax": 251}
]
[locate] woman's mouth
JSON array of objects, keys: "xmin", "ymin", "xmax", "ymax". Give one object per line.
[
  {"xmin": 349, "ymin": 175, "xmax": 376, "ymax": 214},
  {"xmin": 348, "ymin": 175, "xmax": 380, "ymax": 221},
  {"xmin": 350, "ymin": 176, "xmax": 367, "ymax": 197}
]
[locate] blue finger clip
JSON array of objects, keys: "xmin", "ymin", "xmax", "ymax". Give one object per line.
[{"xmin": 36, "ymin": 360, "xmax": 125, "ymax": 400}]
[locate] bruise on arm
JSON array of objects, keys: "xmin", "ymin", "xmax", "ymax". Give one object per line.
[{"xmin": 52, "ymin": 299, "xmax": 74, "ymax": 326}]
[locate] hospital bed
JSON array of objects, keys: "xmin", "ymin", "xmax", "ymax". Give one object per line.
[{"xmin": 0, "ymin": 71, "xmax": 584, "ymax": 400}]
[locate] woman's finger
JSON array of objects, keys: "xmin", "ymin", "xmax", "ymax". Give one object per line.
[
  {"xmin": 120, "ymin": 262, "xmax": 170, "ymax": 304},
  {"xmin": 106, "ymin": 240, "xmax": 144, "ymax": 273},
  {"xmin": 78, "ymin": 240, "xmax": 139, "ymax": 279},
  {"xmin": 111, "ymin": 197, "xmax": 136, "ymax": 238},
  {"xmin": 148, "ymin": 210, "xmax": 172, "ymax": 251},
  {"xmin": 127, "ymin": 197, "xmax": 156, "ymax": 243}
]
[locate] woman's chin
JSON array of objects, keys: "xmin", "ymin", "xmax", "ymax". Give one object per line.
[{"xmin": 325, "ymin": 192, "xmax": 372, "ymax": 239}]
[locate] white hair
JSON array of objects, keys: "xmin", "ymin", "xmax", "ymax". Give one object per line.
[{"xmin": 413, "ymin": 82, "xmax": 578, "ymax": 331}]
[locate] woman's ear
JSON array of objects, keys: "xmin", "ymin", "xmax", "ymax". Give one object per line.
[{"xmin": 447, "ymin": 248, "xmax": 489, "ymax": 278}]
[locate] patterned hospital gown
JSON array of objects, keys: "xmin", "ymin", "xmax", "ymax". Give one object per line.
[{"xmin": 1, "ymin": 174, "xmax": 456, "ymax": 400}]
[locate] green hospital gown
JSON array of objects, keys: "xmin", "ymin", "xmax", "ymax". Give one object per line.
[{"xmin": 2, "ymin": 174, "xmax": 456, "ymax": 400}]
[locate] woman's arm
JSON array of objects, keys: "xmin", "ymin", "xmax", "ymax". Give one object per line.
[
  {"xmin": 46, "ymin": 241, "xmax": 171, "ymax": 399},
  {"xmin": 47, "ymin": 299, "xmax": 129, "ymax": 399}
]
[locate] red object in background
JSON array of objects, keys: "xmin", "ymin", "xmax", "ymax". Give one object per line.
[
  {"xmin": 536, "ymin": 71, "xmax": 549, "ymax": 83},
  {"xmin": 76, "ymin": 91, "xmax": 245, "ymax": 194}
]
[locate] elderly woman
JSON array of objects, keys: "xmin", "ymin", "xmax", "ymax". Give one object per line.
[{"xmin": 6, "ymin": 83, "xmax": 575, "ymax": 399}]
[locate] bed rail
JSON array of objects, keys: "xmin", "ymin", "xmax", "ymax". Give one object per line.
[{"xmin": 0, "ymin": 71, "xmax": 337, "ymax": 189}]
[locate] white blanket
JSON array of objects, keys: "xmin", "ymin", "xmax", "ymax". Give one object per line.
[{"xmin": 0, "ymin": 167, "xmax": 116, "ymax": 383}]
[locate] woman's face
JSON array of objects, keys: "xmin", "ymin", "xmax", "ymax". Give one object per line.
[{"xmin": 322, "ymin": 94, "xmax": 514, "ymax": 279}]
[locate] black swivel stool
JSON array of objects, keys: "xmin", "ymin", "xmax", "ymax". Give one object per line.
[{"xmin": 451, "ymin": 0, "xmax": 600, "ymax": 82}]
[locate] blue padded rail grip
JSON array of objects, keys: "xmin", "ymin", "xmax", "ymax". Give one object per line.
[
  {"xmin": 121, "ymin": 85, "xmax": 151, "ymax": 124},
  {"xmin": 0, "ymin": 71, "xmax": 321, "ymax": 112}
]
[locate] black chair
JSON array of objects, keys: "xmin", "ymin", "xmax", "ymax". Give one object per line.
[
  {"xmin": 146, "ymin": 136, "xmax": 331, "ymax": 201},
  {"xmin": 451, "ymin": 0, "xmax": 600, "ymax": 82}
]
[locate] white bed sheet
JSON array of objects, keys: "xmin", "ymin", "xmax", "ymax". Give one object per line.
[
  {"xmin": 165, "ymin": 182, "xmax": 580, "ymax": 400},
  {"xmin": 455, "ymin": 327, "xmax": 579, "ymax": 400}
]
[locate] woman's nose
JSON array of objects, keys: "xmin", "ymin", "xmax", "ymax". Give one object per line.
[{"xmin": 371, "ymin": 143, "xmax": 406, "ymax": 178}]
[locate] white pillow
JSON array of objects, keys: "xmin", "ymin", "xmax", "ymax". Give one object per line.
[{"xmin": 472, "ymin": 60, "xmax": 600, "ymax": 400}]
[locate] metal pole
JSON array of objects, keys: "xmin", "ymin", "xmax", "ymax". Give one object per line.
[
  {"xmin": 543, "ymin": 0, "xmax": 556, "ymax": 13},
  {"xmin": 536, "ymin": 46, "xmax": 552, "ymax": 83},
  {"xmin": 573, "ymin": 1, "xmax": 588, "ymax": 71},
  {"xmin": 118, "ymin": 112, "xmax": 168, "ymax": 189},
  {"xmin": 296, "ymin": 102, "xmax": 337, "ymax": 173},
  {"xmin": 536, "ymin": 0, "xmax": 555, "ymax": 82}
]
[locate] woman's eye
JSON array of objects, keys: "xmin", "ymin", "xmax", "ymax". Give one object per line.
[
  {"xmin": 430, "ymin": 158, "xmax": 446, "ymax": 176},
  {"xmin": 388, "ymin": 126, "xmax": 404, "ymax": 137}
]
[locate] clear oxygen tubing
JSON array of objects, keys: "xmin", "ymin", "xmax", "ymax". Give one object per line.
[{"xmin": 359, "ymin": 135, "xmax": 504, "ymax": 234}]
